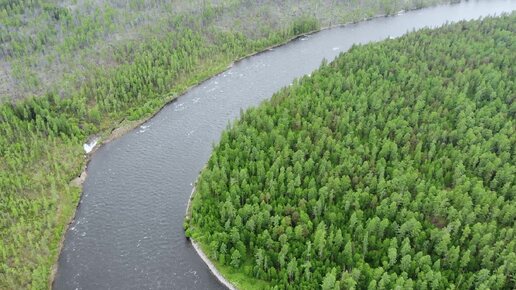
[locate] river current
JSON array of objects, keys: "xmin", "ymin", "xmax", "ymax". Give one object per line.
[{"xmin": 54, "ymin": 1, "xmax": 516, "ymax": 289}]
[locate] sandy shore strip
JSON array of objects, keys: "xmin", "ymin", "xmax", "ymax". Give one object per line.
[
  {"xmin": 191, "ymin": 239, "xmax": 237, "ymax": 290},
  {"xmin": 186, "ymin": 184, "xmax": 237, "ymax": 290}
]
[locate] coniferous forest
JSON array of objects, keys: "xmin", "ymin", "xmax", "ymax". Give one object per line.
[
  {"xmin": 187, "ymin": 14, "xmax": 516, "ymax": 289},
  {"xmin": 1, "ymin": 1, "xmax": 453, "ymax": 288}
]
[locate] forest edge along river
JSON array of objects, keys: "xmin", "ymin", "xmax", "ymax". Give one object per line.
[
  {"xmin": 53, "ymin": 1, "xmax": 516, "ymax": 289},
  {"xmin": 54, "ymin": 2, "xmax": 516, "ymax": 289}
]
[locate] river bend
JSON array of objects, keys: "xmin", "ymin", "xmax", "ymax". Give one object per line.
[{"xmin": 54, "ymin": 1, "xmax": 516, "ymax": 289}]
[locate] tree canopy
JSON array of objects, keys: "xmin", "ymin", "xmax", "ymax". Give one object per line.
[{"xmin": 188, "ymin": 14, "xmax": 516, "ymax": 289}]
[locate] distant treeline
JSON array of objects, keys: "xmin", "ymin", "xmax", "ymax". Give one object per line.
[
  {"xmin": 0, "ymin": 0, "xmax": 449, "ymax": 288},
  {"xmin": 187, "ymin": 14, "xmax": 516, "ymax": 289},
  {"xmin": 0, "ymin": 0, "xmax": 445, "ymax": 99}
]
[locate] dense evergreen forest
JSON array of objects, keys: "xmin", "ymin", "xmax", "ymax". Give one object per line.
[
  {"xmin": 187, "ymin": 14, "xmax": 516, "ymax": 289},
  {"xmin": 1, "ymin": 0, "xmax": 452, "ymax": 288}
]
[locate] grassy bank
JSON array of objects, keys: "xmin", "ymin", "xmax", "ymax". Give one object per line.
[
  {"xmin": 195, "ymin": 240, "xmax": 270, "ymax": 290},
  {"xmin": 186, "ymin": 183, "xmax": 271, "ymax": 290}
]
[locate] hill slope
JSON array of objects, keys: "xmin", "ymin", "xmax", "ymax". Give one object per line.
[{"xmin": 187, "ymin": 14, "xmax": 516, "ymax": 289}]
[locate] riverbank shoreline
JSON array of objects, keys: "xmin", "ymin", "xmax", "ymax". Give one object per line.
[
  {"xmin": 185, "ymin": 177, "xmax": 239, "ymax": 290},
  {"xmin": 191, "ymin": 236, "xmax": 238, "ymax": 290}
]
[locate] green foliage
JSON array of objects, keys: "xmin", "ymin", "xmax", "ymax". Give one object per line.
[
  {"xmin": 0, "ymin": 0, "xmax": 453, "ymax": 288},
  {"xmin": 189, "ymin": 14, "xmax": 516, "ymax": 289}
]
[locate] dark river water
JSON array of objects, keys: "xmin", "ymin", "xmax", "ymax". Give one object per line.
[{"xmin": 54, "ymin": 1, "xmax": 516, "ymax": 289}]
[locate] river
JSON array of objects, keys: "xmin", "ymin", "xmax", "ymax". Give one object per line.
[{"xmin": 53, "ymin": 1, "xmax": 516, "ymax": 289}]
